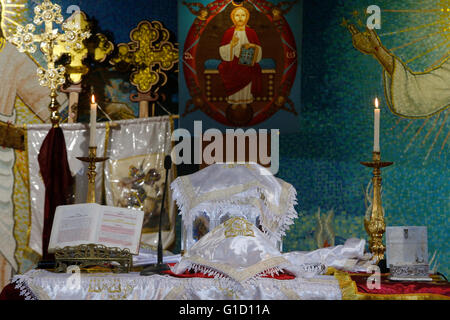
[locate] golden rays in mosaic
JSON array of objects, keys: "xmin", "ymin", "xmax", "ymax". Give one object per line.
[
  {"xmin": 1, "ymin": 0, "xmax": 28, "ymax": 38},
  {"xmin": 389, "ymin": 109, "xmax": 448, "ymax": 161}
]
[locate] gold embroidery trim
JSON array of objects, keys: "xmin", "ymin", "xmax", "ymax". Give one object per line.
[{"xmin": 224, "ymin": 217, "xmax": 255, "ymax": 238}]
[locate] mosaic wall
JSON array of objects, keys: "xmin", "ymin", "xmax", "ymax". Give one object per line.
[{"xmin": 277, "ymin": 0, "xmax": 449, "ymax": 277}]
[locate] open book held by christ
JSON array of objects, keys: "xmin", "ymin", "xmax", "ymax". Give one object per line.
[
  {"xmin": 239, "ymin": 44, "xmax": 259, "ymax": 67},
  {"xmin": 48, "ymin": 203, "xmax": 144, "ymax": 255}
]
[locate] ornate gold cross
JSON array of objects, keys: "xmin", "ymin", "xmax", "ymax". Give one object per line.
[
  {"xmin": 111, "ymin": 20, "xmax": 178, "ymax": 118},
  {"xmin": 57, "ymin": 11, "xmax": 114, "ymax": 123},
  {"xmin": 8, "ymin": 0, "xmax": 91, "ymax": 127}
]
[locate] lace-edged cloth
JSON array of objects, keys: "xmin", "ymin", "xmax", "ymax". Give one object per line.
[
  {"xmin": 12, "ymin": 278, "xmax": 39, "ymax": 300},
  {"xmin": 172, "ymin": 217, "xmax": 293, "ymax": 289},
  {"xmin": 171, "ymin": 163, "xmax": 298, "ymax": 242}
]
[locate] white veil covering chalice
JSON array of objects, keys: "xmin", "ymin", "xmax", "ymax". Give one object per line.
[{"xmin": 171, "ymin": 162, "xmax": 298, "ymax": 246}]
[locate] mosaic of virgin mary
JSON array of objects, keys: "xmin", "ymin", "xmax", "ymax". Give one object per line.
[{"xmin": 182, "ymin": 0, "xmax": 298, "ymax": 127}]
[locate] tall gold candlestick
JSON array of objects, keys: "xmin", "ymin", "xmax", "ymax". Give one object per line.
[
  {"xmin": 361, "ymin": 152, "xmax": 393, "ymax": 263},
  {"xmin": 77, "ymin": 146, "xmax": 108, "ymax": 203}
]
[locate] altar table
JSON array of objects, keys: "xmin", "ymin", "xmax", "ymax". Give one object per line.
[
  {"xmin": 1, "ymin": 268, "xmax": 449, "ymax": 300},
  {"xmin": 0, "ymin": 269, "xmax": 342, "ymax": 300}
]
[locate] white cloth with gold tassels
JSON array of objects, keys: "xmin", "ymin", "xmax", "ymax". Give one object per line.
[{"xmin": 171, "ymin": 163, "xmax": 298, "ymax": 249}]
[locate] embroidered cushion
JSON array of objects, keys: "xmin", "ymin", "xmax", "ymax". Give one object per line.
[{"xmin": 172, "ymin": 217, "xmax": 291, "ymax": 285}]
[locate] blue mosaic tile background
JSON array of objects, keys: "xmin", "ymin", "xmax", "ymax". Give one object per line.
[{"xmin": 277, "ymin": 0, "xmax": 449, "ymax": 277}]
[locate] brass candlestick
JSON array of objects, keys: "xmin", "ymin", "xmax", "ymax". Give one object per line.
[
  {"xmin": 361, "ymin": 152, "xmax": 393, "ymax": 263},
  {"xmin": 77, "ymin": 147, "xmax": 108, "ymax": 203}
]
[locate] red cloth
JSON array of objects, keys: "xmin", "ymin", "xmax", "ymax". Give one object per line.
[
  {"xmin": 351, "ymin": 274, "xmax": 450, "ymax": 297},
  {"xmin": 0, "ymin": 283, "xmax": 25, "ymax": 300},
  {"xmin": 38, "ymin": 127, "xmax": 74, "ymax": 260},
  {"xmin": 218, "ymin": 27, "xmax": 262, "ymax": 97}
]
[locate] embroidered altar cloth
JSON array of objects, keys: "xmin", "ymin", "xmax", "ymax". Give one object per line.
[{"xmin": 9, "ymin": 269, "xmax": 342, "ymax": 300}]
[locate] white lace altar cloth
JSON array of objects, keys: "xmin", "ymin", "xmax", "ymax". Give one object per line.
[{"xmin": 11, "ymin": 269, "xmax": 342, "ymax": 300}]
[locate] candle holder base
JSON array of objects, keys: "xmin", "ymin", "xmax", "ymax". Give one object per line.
[{"xmin": 360, "ymin": 152, "xmax": 393, "ymax": 263}]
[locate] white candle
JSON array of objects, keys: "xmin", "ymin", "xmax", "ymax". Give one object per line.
[
  {"xmin": 89, "ymin": 95, "xmax": 97, "ymax": 147},
  {"xmin": 374, "ymin": 97, "xmax": 380, "ymax": 152}
]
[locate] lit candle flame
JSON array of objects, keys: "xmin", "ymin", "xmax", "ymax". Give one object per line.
[
  {"xmin": 374, "ymin": 97, "xmax": 379, "ymax": 109},
  {"xmin": 91, "ymin": 94, "xmax": 96, "ymax": 104}
]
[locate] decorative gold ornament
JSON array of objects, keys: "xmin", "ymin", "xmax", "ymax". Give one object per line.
[
  {"xmin": 56, "ymin": 13, "xmax": 114, "ymax": 85},
  {"xmin": 91, "ymin": 33, "xmax": 114, "ymax": 63},
  {"xmin": 37, "ymin": 64, "xmax": 66, "ymax": 90},
  {"xmin": 224, "ymin": 217, "xmax": 255, "ymax": 238},
  {"xmin": 361, "ymin": 152, "xmax": 393, "ymax": 263},
  {"xmin": 111, "ymin": 20, "xmax": 178, "ymax": 117},
  {"xmin": 8, "ymin": 0, "xmax": 91, "ymax": 127},
  {"xmin": 53, "ymin": 11, "xmax": 91, "ymax": 85},
  {"xmin": 56, "ymin": 11, "xmax": 113, "ymax": 123},
  {"xmin": 113, "ymin": 20, "xmax": 178, "ymax": 93},
  {"xmin": 55, "ymin": 244, "xmax": 132, "ymax": 273}
]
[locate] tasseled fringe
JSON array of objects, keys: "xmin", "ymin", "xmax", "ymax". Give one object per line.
[
  {"xmin": 187, "ymin": 262, "xmax": 240, "ymax": 290},
  {"xmin": 12, "ymin": 278, "xmax": 38, "ymax": 300},
  {"xmin": 258, "ymin": 266, "xmax": 285, "ymax": 278},
  {"xmin": 171, "ymin": 178, "xmax": 191, "ymax": 217},
  {"xmin": 185, "ymin": 262, "xmax": 287, "ymax": 290}
]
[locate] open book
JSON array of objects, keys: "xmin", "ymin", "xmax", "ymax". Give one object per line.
[
  {"xmin": 239, "ymin": 44, "xmax": 259, "ymax": 67},
  {"xmin": 48, "ymin": 203, "xmax": 144, "ymax": 255}
]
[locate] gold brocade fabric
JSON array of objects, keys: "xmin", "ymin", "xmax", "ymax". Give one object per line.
[
  {"xmin": 328, "ymin": 268, "xmax": 450, "ymax": 300},
  {"xmin": 14, "ymin": 98, "xmax": 43, "ymax": 273}
]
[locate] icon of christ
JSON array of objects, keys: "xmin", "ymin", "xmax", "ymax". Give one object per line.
[{"xmin": 218, "ymin": 6, "xmax": 263, "ymax": 126}]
